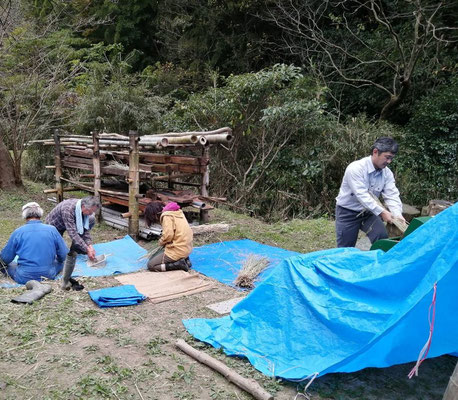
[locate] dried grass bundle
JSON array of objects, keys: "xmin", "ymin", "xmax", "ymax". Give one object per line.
[
  {"xmin": 107, "ymin": 160, "xmax": 129, "ymax": 170},
  {"xmin": 369, "ymin": 193, "xmax": 408, "ymax": 233},
  {"xmin": 234, "ymin": 254, "xmax": 270, "ymax": 289},
  {"xmin": 138, "ymin": 246, "xmax": 162, "ymax": 261}
]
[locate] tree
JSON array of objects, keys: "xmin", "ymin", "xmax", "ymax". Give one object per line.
[{"xmin": 264, "ymin": 0, "xmax": 457, "ymax": 120}]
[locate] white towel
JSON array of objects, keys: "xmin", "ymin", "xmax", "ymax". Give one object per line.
[{"xmin": 75, "ymin": 199, "xmax": 89, "ymax": 235}]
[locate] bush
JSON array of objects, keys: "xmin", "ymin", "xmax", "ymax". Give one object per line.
[
  {"xmin": 397, "ymin": 80, "xmax": 458, "ymax": 205},
  {"xmin": 162, "ymin": 64, "xmax": 403, "ymax": 220}
]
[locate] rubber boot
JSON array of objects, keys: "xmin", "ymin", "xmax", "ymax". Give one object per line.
[
  {"xmin": 61, "ymin": 253, "xmax": 77, "ymax": 290},
  {"xmin": 11, "ymin": 280, "xmax": 52, "ymax": 304},
  {"xmin": 165, "ymin": 259, "xmax": 189, "ymax": 272}
]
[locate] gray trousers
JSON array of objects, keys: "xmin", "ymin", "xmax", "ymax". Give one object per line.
[
  {"xmin": 335, "ymin": 205, "xmax": 388, "ymax": 248},
  {"xmin": 147, "ymin": 250, "xmax": 174, "ymax": 271}
]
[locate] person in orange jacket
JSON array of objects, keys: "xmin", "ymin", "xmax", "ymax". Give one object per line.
[{"xmin": 144, "ymin": 201, "xmax": 193, "ymax": 272}]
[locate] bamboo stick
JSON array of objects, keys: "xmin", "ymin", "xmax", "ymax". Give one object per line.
[
  {"xmin": 145, "ymin": 127, "xmax": 232, "ymax": 138},
  {"xmin": 165, "ymin": 135, "xmax": 198, "ymax": 144},
  {"xmin": 175, "ymin": 339, "xmax": 273, "ymax": 400}
]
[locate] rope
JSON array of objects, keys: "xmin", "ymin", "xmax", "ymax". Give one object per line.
[
  {"xmin": 293, "ymin": 372, "xmax": 319, "ymax": 400},
  {"xmin": 408, "ymin": 282, "xmax": 437, "ymax": 379}
]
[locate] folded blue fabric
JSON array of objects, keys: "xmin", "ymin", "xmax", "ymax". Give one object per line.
[{"xmin": 89, "ymin": 285, "xmax": 147, "ymax": 308}]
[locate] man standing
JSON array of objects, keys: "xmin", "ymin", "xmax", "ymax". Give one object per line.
[
  {"xmin": 335, "ymin": 137, "xmax": 406, "ymax": 248},
  {"xmin": 46, "ymin": 196, "xmax": 100, "ymax": 290},
  {"xmin": 0, "ymin": 202, "xmax": 68, "ymax": 284}
]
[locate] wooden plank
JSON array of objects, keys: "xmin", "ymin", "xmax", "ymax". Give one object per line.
[
  {"xmin": 150, "ymin": 164, "xmax": 179, "ymax": 173},
  {"xmin": 63, "ymin": 156, "xmax": 94, "ymax": 165},
  {"xmin": 62, "ymin": 160, "xmax": 93, "ymax": 171},
  {"xmin": 64, "ymin": 148, "xmax": 107, "ymax": 160}
]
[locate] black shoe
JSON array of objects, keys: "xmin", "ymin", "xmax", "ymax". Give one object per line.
[
  {"xmin": 69, "ymin": 278, "xmax": 84, "ymax": 291},
  {"xmin": 184, "ymin": 257, "xmax": 192, "ymax": 269}
]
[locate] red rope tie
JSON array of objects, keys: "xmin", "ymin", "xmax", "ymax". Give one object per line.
[{"xmin": 408, "ymin": 282, "xmax": 437, "ymax": 379}]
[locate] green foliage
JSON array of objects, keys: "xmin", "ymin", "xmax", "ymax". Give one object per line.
[
  {"xmin": 163, "ymin": 64, "xmax": 400, "ymax": 219},
  {"xmin": 84, "ymin": 0, "xmax": 161, "ymax": 70},
  {"xmin": 397, "ymin": 79, "xmax": 458, "ymax": 204},
  {"xmin": 73, "ymin": 53, "xmax": 170, "ymax": 135}
]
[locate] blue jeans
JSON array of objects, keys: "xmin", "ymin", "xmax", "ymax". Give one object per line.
[{"xmin": 2, "ymin": 261, "xmax": 64, "ymax": 285}]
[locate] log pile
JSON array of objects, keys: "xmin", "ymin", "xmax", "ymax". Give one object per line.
[{"xmin": 38, "ymin": 128, "xmax": 232, "ymax": 239}]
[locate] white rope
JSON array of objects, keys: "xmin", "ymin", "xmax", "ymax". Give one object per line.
[{"xmin": 292, "ymin": 372, "xmax": 319, "ymax": 400}]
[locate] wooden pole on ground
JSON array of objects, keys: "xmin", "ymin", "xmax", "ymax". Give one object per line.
[
  {"xmin": 92, "ymin": 131, "xmax": 102, "ymax": 222},
  {"xmin": 176, "ymin": 339, "xmax": 273, "ymax": 400},
  {"xmin": 128, "ymin": 130, "xmax": 140, "ymax": 240},
  {"xmin": 200, "ymin": 147, "xmax": 210, "ymax": 223},
  {"xmin": 443, "ymin": 362, "xmax": 458, "ymax": 400},
  {"xmin": 53, "ymin": 129, "xmax": 64, "ymax": 203}
]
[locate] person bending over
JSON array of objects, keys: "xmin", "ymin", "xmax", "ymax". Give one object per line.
[
  {"xmin": 335, "ymin": 137, "xmax": 406, "ymax": 247},
  {"xmin": 46, "ymin": 196, "xmax": 100, "ymax": 290},
  {"xmin": 144, "ymin": 201, "xmax": 193, "ymax": 272},
  {"xmin": 0, "ymin": 202, "xmax": 68, "ymax": 284}
]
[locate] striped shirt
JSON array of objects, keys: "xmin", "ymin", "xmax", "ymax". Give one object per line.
[{"xmin": 45, "ymin": 199, "xmax": 92, "ymax": 252}]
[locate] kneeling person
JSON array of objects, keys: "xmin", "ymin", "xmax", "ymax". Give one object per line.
[
  {"xmin": 0, "ymin": 202, "xmax": 68, "ymax": 284},
  {"xmin": 46, "ymin": 196, "xmax": 100, "ymax": 290},
  {"xmin": 144, "ymin": 201, "xmax": 193, "ymax": 272}
]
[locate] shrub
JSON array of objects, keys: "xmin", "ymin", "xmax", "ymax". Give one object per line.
[{"xmin": 397, "ymin": 80, "xmax": 458, "ymax": 205}]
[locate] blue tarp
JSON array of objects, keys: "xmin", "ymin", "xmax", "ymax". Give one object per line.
[
  {"xmin": 89, "ymin": 284, "xmax": 147, "ymax": 308},
  {"xmin": 184, "ymin": 203, "xmax": 458, "ymax": 380},
  {"xmin": 73, "ymin": 235, "xmax": 147, "ymax": 277},
  {"xmin": 190, "ymin": 239, "xmax": 300, "ymax": 288}
]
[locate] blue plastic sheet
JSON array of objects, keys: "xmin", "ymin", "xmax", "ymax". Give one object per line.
[
  {"xmin": 190, "ymin": 239, "xmax": 300, "ymax": 288},
  {"xmin": 89, "ymin": 285, "xmax": 147, "ymax": 308},
  {"xmin": 73, "ymin": 235, "xmax": 147, "ymax": 277},
  {"xmin": 184, "ymin": 203, "xmax": 458, "ymax": 380}
]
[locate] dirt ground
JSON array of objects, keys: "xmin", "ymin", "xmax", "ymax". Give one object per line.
[{"xmin": 0, "ymin": 184, "xmax": 456, "ymax": 400}]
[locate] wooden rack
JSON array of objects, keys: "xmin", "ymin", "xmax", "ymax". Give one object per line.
[{"xmin": 41, "ymin": 128, "xmax": 232, "ymax": 240}]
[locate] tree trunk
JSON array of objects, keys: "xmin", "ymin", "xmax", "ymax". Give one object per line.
[
  {"xmin": 380, "ymin": 78, "xmax": 411, "ymax": 120},
  {"xmin": 0, "ymin": 139, "xmax": 18, "ymax": 189}
]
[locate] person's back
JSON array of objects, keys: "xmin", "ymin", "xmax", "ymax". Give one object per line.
[
  {"xmin": 0, "ymin": 202, "xmax": 68, "ymax": 284},
  {"xmin": 8, "ymin": 222, "xmax": 66, "ymax": 283}
]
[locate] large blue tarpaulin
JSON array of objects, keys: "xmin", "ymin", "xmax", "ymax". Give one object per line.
[
  {"xmin": 190, "ymin": 239, "xmax": 300, "ymax": 288},
  {"xmin": 184, "ymin": 203, "xmax": 458, "ymax": 380}
]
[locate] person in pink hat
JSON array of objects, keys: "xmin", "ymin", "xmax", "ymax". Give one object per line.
[{"xmin": 144, "ymin": 201, "xmax": 193, "ymax": 272}]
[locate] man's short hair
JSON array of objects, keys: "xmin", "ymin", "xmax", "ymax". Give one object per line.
[
  {"xmin": 22, "ymin": 202, "xmax": 43, "ymax": 220},
  {"xmin": 81, "ymin": 196, "xmax": 101, "ymax": 210},
  {"xmin": 371, "ymin": 137, "xmax": 399, "ymax": 154}
]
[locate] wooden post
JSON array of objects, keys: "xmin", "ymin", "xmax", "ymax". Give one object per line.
[
  {"xmin": 168, "ymin": 148, "xmax": 175, "ymax": 190},
  {"xmin": 53, "ymin": 129, "xmax": 64, "ymax": 203},
  {"xmin": 92, "ymin": 131, "xmax": 102, "ymax": 222},
  {"xmin": 176, "ymin": 339, "xmax": 273, "ymax": 400},
  {"xmin": 200, "ymin": 147, "xmax": 210, "ymax": 223},
  {"xmin": 128, "ymin": 130, "xmax": 140, "ymax": 240}
]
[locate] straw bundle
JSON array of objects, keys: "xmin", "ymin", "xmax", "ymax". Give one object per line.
[
  {"xmin": 234, "ymin": 254, "xmax": 270, "ymax": 289},
  {"xmin": 138, "ymin": 246, "xmax": 162, "ymax": 261},
  {"xmin": 369, "ymin": 193, "xmax": 408, "ymax": 233}
]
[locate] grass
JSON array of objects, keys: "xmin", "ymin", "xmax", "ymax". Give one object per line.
[{"xmin": 0, "ymin": 180, "xmax": 456, "ymax": 400}]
